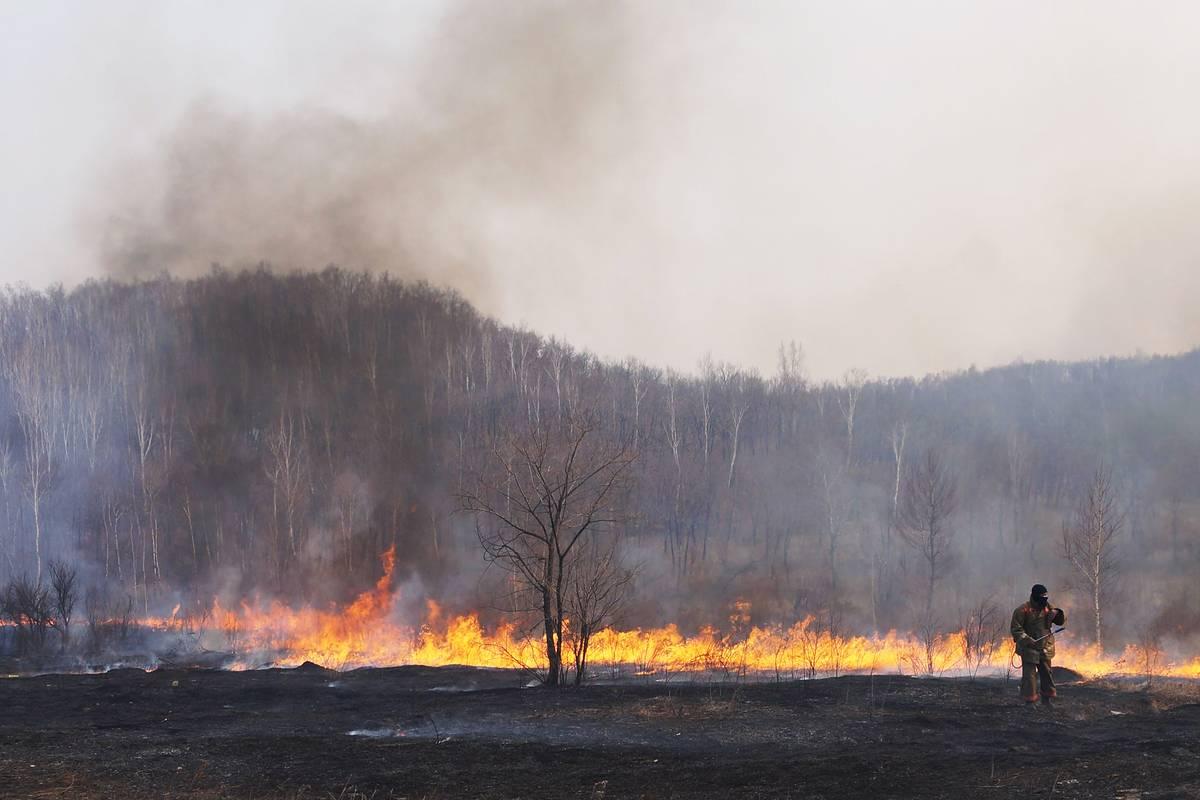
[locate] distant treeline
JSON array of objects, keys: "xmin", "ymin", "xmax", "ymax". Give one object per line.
[{"xmin": 1, "ymin": 267, "xmax": 1197, "ymax": 640}]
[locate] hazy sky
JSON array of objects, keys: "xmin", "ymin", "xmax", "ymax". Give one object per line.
[{"xmin": 4, "ymin": 1, "xmax": 1200, "ymax": 380}]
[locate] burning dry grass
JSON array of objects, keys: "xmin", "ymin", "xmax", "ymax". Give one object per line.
[{"xmin": 118, "ymin": 548, "xmax": 1200, "ymax": 683}]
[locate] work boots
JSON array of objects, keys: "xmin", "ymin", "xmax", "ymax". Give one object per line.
[{"xmin": 1041, "ymin": 696, "xmax": 1054, "ymax": 708}]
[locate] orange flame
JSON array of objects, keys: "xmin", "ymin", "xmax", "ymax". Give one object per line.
[{"xmin": 138, "ymin": 548, "xmax": 1200, "ymax": 679}]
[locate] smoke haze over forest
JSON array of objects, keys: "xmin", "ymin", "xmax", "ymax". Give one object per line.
[
  {"xmin": 0, "ymin": 270, "xmax": 1199, "ymax": 666},
  {"xmin": 6, "ymin": 1, "xmax": 1200, "ymax": 378}
]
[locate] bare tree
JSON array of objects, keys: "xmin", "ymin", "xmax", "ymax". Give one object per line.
[
  {"xmin": 47, "ymin": 559, "xmax": 78, "ymax": 648},
  {"xmin": 1133, "ymin": 630, "xmax": 1164, "ymax": 688},
  {"xmin": 10, "ymin": 347, "xmax": 57, "ymax": 582},
  {"xmin": 129, "ymin": 376, "xmax": 161, "ymax": 585},
  {"xmin": 333, "ymin": 471, "xmax": 369, "ymax": 573},
  {"xmin": 897, "ymin": 448, "xmax": 958, "ymax": 619},
  {"xmin": 626, "ymin": 359, "xmax": 649, "ymax": 451},
  {"xmin": 84, "ymin": 588, "xmax": 112, "ymax": 655},
  {"xmin": 265, "ymin": 409, "xmax": 310, "ymax": 564},
  {"xmin": 461, "ymin": 413, "xmax": 634, "ymax": 686},
  {"xmin": 698, "ymin": 355, "xmax": 715, "ymax": 471},
  {"xmin": 723, "ymin": 368, "xmax": 751, "ymax": 490},
  {"xmin": 774, "ymin": 340, "xmax": 806, "ymax": 445},
  {"xmin": 796, "ymin": 614, "xmax": 829, "ymax": 679},
  {"xmin": 1062, "ymin": 466, "xmax": 1123, "ymax": 649},
  {"xmin": 837, "ymin": 368, "xmax": 867, "ymax": 469},
  {"xmin": 960, "ymin": 596, "xmax": 1002, "ymax": 680},
  {"xmin": 661, "ymin": 373, "xmax": 686, "ymax": 574},
  {"xmin": 564, "ymin": 536, "xmax": 635, "ymax": 685},
  {"xmin": 910, "ymin": 614, "xmax": 945, "ymax": 675},
  {"xmin": 889, "ymin": 422, "xmax": 907, "ymax": 519},
  {"xmin": 544, "ymin": 339, "xmax": 571, "ymax": 426},
  {"xmin": 2, "ymin": 575, "xmax": 53, "ymax": 655},
  {"xmin": 0, "ymin": 437, "xmax": 15, "ymax": 576},
  {"xmin": 1005, "ymin": 429, "xmax": 1034, "ymax": 547},
  {"xmin": 819, "ymin": 455, "xmax": 850, "ymax": 600}
]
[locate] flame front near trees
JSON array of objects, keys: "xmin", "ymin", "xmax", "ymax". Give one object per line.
[{"xmin": 143, "ymin": 548, "xmax": 1200, "ymax": 680}]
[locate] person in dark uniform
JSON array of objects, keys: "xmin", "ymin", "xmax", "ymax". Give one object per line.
[{"xmin": 1011, "ymin": 584, "xmax": 1066, "ymax": 706}]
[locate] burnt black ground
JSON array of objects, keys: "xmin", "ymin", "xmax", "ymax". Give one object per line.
[{"xmin": 1, "ymin": 665, "xmax": 1199, "ymax": 799}]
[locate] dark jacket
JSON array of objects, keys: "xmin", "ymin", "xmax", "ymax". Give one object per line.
[{"xmin": 1011, "ymin": 602, "xmax": 1065, "ymax": 663}]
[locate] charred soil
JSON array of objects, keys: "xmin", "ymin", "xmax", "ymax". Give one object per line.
[{"xmin": 1, "ymin": 666, "xmax": 1199, "ymax": 799}]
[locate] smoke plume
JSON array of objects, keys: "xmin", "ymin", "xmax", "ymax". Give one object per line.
[
  {"xmin": 70, "ymin": 2, "xmax": 1200, "ymax": 378},
  {"xmin": 97, "ymin": 0, "xmax": 639, "ymax": 309}
]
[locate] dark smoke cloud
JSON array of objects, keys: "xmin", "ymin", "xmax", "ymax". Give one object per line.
[{"xmin": 98, "ymin": 0, "xmax": 638, "ymax": 304}]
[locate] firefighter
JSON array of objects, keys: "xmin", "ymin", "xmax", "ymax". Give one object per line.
[{"xmin": 1010, "ymin": 583, "xmax": 1065, "ymax": 706}]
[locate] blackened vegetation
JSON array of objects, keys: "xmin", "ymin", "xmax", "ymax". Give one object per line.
[
  {"xmin": 1, "ymin": 268, "xmax": 1200, "ymax": 659},
  {"xmin": 1, "ymin": 666, "xmax": 1198, "ymax": 799}
]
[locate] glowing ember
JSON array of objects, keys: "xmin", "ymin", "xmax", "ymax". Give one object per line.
[{"xmin": 138, "ymin": 548, "xmax": 1200, "ymax": 680}]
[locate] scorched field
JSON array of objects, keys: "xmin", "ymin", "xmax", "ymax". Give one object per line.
[{"xmin": 2, "ymin": 665, "xmax": 1199, "ymax": 799}]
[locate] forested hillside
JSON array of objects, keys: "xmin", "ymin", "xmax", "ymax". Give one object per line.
[{"xmin": 1, "ymin": 268, "xmax": 1198, "ymax": 645}]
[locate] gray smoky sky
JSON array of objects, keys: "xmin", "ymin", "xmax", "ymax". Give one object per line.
[{"xmin": 4, "ymin": 1, "xmax": 1200, "ymax": 379}]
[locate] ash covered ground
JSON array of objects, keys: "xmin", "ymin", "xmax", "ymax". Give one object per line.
[{"xmin": 2, "ymin": 666, "xmax": 1199, "ymax": 799}]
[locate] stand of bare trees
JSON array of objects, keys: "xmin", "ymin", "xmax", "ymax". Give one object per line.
[{"xmin": 1, "ymin": 560, "xmax": 76, "ymax": 656}]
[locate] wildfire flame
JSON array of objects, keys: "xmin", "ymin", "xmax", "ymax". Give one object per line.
[{"xmin": 139, "ymin": 548, "xmax": 1200, "ymax": 680}]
